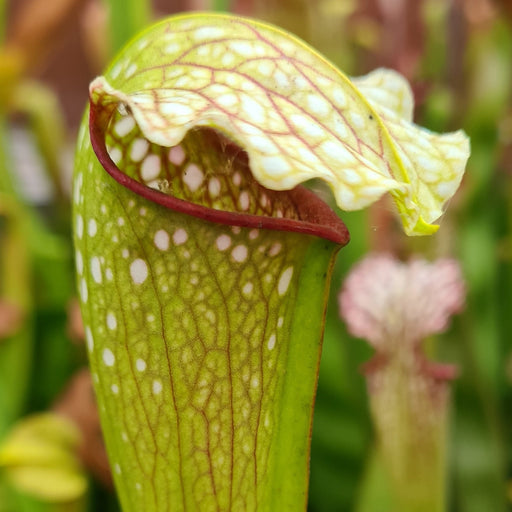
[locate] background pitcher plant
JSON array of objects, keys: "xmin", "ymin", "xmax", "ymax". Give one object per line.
[{"xmin": 72, "ymin": 12, "xmax": 469, "ymax": 511}]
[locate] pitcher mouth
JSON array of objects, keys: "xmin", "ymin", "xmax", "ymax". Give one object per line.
[{"xmin": 89, "ymin": 98, "xmax": 349, "ymax": 247}]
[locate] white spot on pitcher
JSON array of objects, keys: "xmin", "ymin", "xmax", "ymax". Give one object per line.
[
  {"xmin": 91, "ymin": 256, "xmax": 102, "ymax": 283},
  {"xmin": 130, "ymin": 258, "xmax": 148, "ymax": 284},
  {"xmin": 76, "ymin": 250, "xmax": 83, "ymax": 275},
  {"xmin": 141, "ymin": 154, "xmax": 161, "ymax": 181},
  {"xmin": 232, "ymin": 172, "xmax": 242, "ymax": 186},
  {"xmin": 109, "ymin": 147, "xmax": 122, "ymax": 165},
  {"xmin": 231, "ymin": 245, "xmax": 248, "ymax": 263},
  {"xmin": 168, "ymin": 145, "xmax": 186, "ymax": 165},
  {"xmin": 130, "ymin": 138, "xmax": 149, "ymax": 162},
  {"xmin": 124, "ymin": 63, "xmax": 137, "ymax": 79},
  {"xmin": 160, "ymin": 103, "xmax": 194, "ymax": 118},
  {"xmin": 103, "ymin": 348, "xmax": 115, "ymax": 366},
  {"xmin": 165, "ymin": 42, "xmax": 180, "ymax": 54},
  {"xmin": 152, "ymin": 380, "xmax": 163, "ymax": 395},
  {"xmin": 85, "ymin": 327, "xmax": 94, "ymax": 351},
  {"xmin": 80, "ymin": 278, "xmax": 88, "ymax": 303},
  {"xmin": 173, "ymin": 228, "xmax": 188, "ymax": 245},
  {"xmin": 193, "ymin": 26, "xmax": 225, "ymax": 40},
  {"xmin": 183, "ymin": 163, "xmax": 204, "ymax": 192},
  {"xmin": 221, "ymin": 52, "xmax": 235, "ymax": 66},
  {"xmin": 239, "ymin": 191, "xmax": 250, "ymax": 211},
  {"xmin": 114, "ymin": 116, "xmax": 136, "ymax": 137},
  {"xmin": 269, "ymin": 242, "xmax": 282, "ymax": 256},
  {"xmin": 208, "ymin": 177, "xmax": 221, "ymax": 197},
  {"xmin": 88, "ymin": 219, "xmax": 97, "ymax": 237},
  {"xmin": 154, "ymin": 229, "xmax": 170, "ymax": 251},
  {"xmin": 217, "ymin": 93, "xmax": 238, "ymax": 107},
  {"xmin": 216, "ymin": 234, "xmax": 231, "ymax": 251},
  {"xmin": 307, "ymin": 94, "xmax": 329, "ymax": 117},
  {"xmin": 106, "ymin": 312, "xmax": 117, "ymax": 330},
  {"xmin": 350, "ymin": 112, "xmax": 365, "ymax": 129},
  {"xmin": 278, "ymin": 266, "xmax": 294, "ymax": 296},
  {"xmin": 76, "ymin": 215, "xmax": 84, "ymax": 239}
]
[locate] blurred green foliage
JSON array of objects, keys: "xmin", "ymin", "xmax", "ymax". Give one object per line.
[{"xmin": 1, "ymin": 0, "xmax": 511, "ymax": 511}]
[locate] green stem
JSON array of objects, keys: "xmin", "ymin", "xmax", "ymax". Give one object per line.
[
  {"xmin": 0, "ymin": 118, "xmax": 32, "ymax": 440},
  {"xmin": 369, "ymin": 356, "xmax": 449, "ymax": 512},
  {"xmin": 210, "ymin": 0, "xmax": 231, "ymax": 12},
  {"xmin": 104, "ymin": 0, "xmax": 152, "ymax": 54}
]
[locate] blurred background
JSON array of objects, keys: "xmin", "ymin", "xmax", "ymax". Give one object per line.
[{"xmin": 0, "ymin": 0, "xmax": 511, "ymax": 510}]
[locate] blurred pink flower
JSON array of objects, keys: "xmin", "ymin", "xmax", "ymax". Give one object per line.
[
  {"xmin": 338, "ymin": 254, "xmax": 465, "ymax": 511},
  {"xmin": 339, "ymin": 253, "xmax": 465, "ymax": 354}
]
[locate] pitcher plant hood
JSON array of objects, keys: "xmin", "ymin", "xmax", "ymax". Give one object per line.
[{"xmin": 88, "ymin": 12, "xmax": 469, "ymax": 236}]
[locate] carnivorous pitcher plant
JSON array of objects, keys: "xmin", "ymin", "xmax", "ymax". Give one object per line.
[{"xmin": 73, "ymin": 12, "xmax": 469, "ymax": 511}]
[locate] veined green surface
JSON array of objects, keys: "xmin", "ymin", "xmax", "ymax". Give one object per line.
[
  {"xmin": 74, "ymin": 116, "xmax": 341, "ymax": 510},
  {"xmin": 89, "ymin": 13, "xmax": 469, "ymax": 235}
]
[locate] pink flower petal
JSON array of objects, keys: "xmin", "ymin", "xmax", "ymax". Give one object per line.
[{"xmin": 339, "ymin": 254, "xmax": 465, "ymax": 350}]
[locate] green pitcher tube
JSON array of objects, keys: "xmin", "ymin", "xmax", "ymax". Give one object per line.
[{"xmin": 76, "ymin": 112, "xmax": 347, "ymax": 511}]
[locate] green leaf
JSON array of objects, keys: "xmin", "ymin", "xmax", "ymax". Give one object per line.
[
  {"xmin": 0, "ymin": 138, "xmax": 32, "ymax": 439},
  {"xmin": 104, "ymin": 0, "xmax": 152, "ymax": 55}
]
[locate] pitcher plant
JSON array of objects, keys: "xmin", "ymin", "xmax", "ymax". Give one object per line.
[{"xmin": 72, "ymin": 12, "xmax": 469, "ymax": 511}]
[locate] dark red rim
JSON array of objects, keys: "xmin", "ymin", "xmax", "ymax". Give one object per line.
[{"xmin": 89, "ymin": 100, "xmax": 350, "ymax": 246}]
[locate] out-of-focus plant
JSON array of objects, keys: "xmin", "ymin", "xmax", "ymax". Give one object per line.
[
  {"xmin": 0, "ymin": 298, "xmax": 23, "ymax": 339},
  {"xmin": 0, "ymin": 413, "xmax": 87, "ymax": 506},
  {"xmin": 340, "ymin": 254, "xmax": 465, "ymax": 512},
  {"xmin": 0, "ymin": 0, "xmax": 86, "ymax": 207},
  {"xmin": 0, "ymin": 193, "xmax": 31, "ymax": 440},
  {"xmin": 0, "ymin": 0, "xmax": 93, "ymax": 510},
  {"xmin": 0, "ymin": 366, "xmax": 112, "ymax": 512}
]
